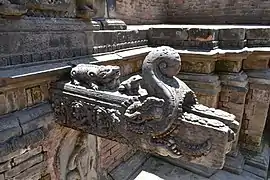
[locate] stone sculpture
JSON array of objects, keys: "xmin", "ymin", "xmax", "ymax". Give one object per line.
[{"xmin": 51, "ymin": 46, "xmax": 240, "ymax": 168}]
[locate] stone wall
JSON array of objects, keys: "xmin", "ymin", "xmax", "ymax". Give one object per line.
[
  {"xmin": 114, "ymin": 0, "xmax": 168, "ymax": 25},
  {"xmin": 115, "ymin": 0, "xmax": 270, "ymax": 25},
  {"xmin": 167, "ymin": 0, "xmax": 270, "ymax": 24},
  {"xmin": 98, "ymin": 138, "xmax": 134, "ymax": 173}
]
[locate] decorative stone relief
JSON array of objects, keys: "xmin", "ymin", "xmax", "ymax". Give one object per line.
[
  {"xmin": 51, "ymin": 46, "xmax": 239, "ymax": 168},
  {"xmin": 57, "ymin": 130, "xmax": 97, "ymax": 180}
]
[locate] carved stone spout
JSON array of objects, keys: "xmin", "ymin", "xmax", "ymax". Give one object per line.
[{"xmin": 51, "ymin": 46, "xmax": 239, "ymax": 169}]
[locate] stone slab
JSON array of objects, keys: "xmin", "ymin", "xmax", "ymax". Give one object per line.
[
  {"xmin": 223, "ymin": 152, "xmax": 245, "ymax": 175},
  {"xmin": 110, "ymin": 152, "xmax": 149, "ymax": 180},
  {"xmin": 243, "ymin": 143, "xmax": 270, "ymax": 171},
  {"xmin": 5, "ymin": 153, "xmax": 43, "ymax": 178},
  {"xmin": 131, "ymin": 157, "xmax": 208, "ymax": 180},
  {"xmin": 243, "ymin": 164, "xmax": 267, "ymax": 179},
  {"xmin": 13, "ymin": 146, "xmax": 42, "ymax": 165},
  {"xmin": 160, "ymin": 156, "xmax": 218, "ymax": 178}
]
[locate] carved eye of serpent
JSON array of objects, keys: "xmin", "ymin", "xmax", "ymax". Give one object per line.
[
  {"xmin": 159, "ymin": 62, "xmax": 167, "ymax": 69},
  {"xmin": 87, "ymin": 72, "xmax": 96, "ymax": 77}
]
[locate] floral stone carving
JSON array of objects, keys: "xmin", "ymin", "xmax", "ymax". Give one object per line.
[{"xmin": 51, "ymin": 46, "xmax": 239, "ymax": 169}]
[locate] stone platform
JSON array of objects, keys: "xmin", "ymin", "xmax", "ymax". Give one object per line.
[{"xmin": 110, "ymin": 143, "xmax": 270, "ymax": 180}]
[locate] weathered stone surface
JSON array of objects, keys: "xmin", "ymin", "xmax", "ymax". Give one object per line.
[
  {"xmin": 13, "ymin": 146, "xmax": 42, "ymax": 165},
  {"xmin": 0, "ymin": 0, "xmax": 76, "ymax": 17},
  {"xmin": 177, "ymin": 72, "xmax": 221, "ymax": 108},
  {"xmin": 0, "ymin": 161, "xmax": 10, "ymax": 173},
  {"xmin": 241, "ymin": 70, "xmax": 270, "ymax": 150},
  {"xmin": 148, "ymin": 27, "xmax": 218, "ymax": 50},
  {"xmin": 51, "ymin": 46, "xmax": 239, "ymax": 169},
  {"xmin": 179, "ymin": 50, "xmax": 218, "ymax": 73},
  {"xmin": 5, "ymin": 153, "xmax": 43, "ymax": 178},
  {"xmin": 99, "ymin": 19, "xmax": 127, "ymax": 30},
  {"xmin": 243, "ymin": 143, "xmax": 270, "ymax": 171},
  {"xmin": 218, "ymin": 71, "xmax": 248, "ymax": 154},
  {"xmin": 12, "ymin": 161, "xmax": 46, "ymax": 180},
  {"xmin": 0, "ymin": 128, "xmax": 46, "ymax": 158},
  {"xmin": 243, "ymin": 51, "xmax": 270, "ymax": 70},
  {"xmin": 110, "ymin": 152, "xmax": 149, "ymax": 180},
  {"xmin": 243, "ymin": 164, "xmax": 267, "ymax": 179},
  {"xmin": 216, "ymin": 51, "xmax": 247, "ymax": 72},
  {"xmin": 223, "ymin": 152, "xmax": 245, "ymax": 175},
  {"xmin": 132, "ymin": 157, "xmax": 208, "ymax": 180},
  {"xmin": 55, "ymin": 130, "xmax": 98, "ymax": 180},
  {"xmin": 160, "ymin": 157, "xmax": 218, "ymax": 177}
]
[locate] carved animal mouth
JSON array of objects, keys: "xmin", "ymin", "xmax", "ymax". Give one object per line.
[{"xmin": 151, "ymin": 124, "xmax": 212, "ymax": 158}]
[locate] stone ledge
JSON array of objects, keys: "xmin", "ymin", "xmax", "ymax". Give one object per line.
[
  {"xmin": 0, "ymin": 47, "xmax": 153, "ymax": 85},
  {"xmin": 0, "ymin": 102, "xmax": 53, "ymax": 158}
]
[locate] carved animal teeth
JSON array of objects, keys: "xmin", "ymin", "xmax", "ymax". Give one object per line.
[
  {"xmin": 171, "ymin": 144, "xmax": 177, "ymax": 150},
  {"xmin": 173, "ymin": 149, "xmax": 178, "ymax": 153},
  {"xmin": 168, "ymin": 139, "xmax": 175, "ymax": 144},
  {"xmin": 176, "ymin": 151, "xmax": 181, "ymax": 155}
]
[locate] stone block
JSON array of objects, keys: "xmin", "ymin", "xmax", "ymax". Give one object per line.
[
  {"xmin": 21, "ymin": 112, "xmax": 54, "ymax": 134},
  {"xmin": 0, "ymin": 128, "xmax": 46, "ymax": 158},
  {"xmin": 223, "ymin": 152, "xmax": 245, "ymax": 175},
  {"xmin": 243, "ymin": 143, "xmax": 270, "ymax": 171},
  {"xmin": 110, "ymin": 152, "xmax": 149, "ymax": 180},
  {"xmin": 17, "ymin": 102, "xmax": 53, "ymax": 125},
  {"xmin": 243, "ymin": 164, "xmax": 267, "ymax": 179},
  {"xmin": 12, "ymin": 162, "xmax": 46, "ymax": 180},
  {"xmin": 216, "ymin": 52, "xmax": 247, "ymax": 72},
  {"xmin": 0, "ymin": 161, "xmax": 10, "ymax": 173},
  {"xmin": 218, "ymin": 29, "xmax": 246, "ymax": 49},
  {"xmin": 179, "ymin": 51, "xmax": 218, "ymax": 73},
  {"xmin": 218, "ymin": 71, "xmax": 248, "ymax": 153},
  {"xmin": 246, "ymin": 29, "xmax": 270, "ymax": 40},
  {"xmin": 0, "ymin": 114, "xmax": 21, "ymax": 143},
  {"xmin": 218, "ymin": 40, "xmax": 246, "ymax": 49},
  {"xmin": 241, "ymin": 70, "xmax": 270, "ymax": 150},
  {"xmin": 5, "ymin": 153, "xmax": 44, "ymax": 178},
  {"xmin": 0, "ymin": 127, "xmax": 22, "ymax": 144},
  {"xmin": 99, "ymin": 19, "xmax": 127, "ymax": 30},
  {"xmin": 149, "ymin": 27, "xmax": 218, "ymax": 50},
  {"xmin": 178, "ymin": 72, "xmax": 221, "ymax": 108},
  {"xmin": 0, "ymin": 149, "xmax": 27, "ymax": 164},
  {"xmin": 13, "ymin": 146, "xmax": 42, "ymax": 165},
  {"xmin": 131, "ymin": 157, "xmax": 208, "ymax": 180},
  {"xmin": 243, "ymin": 51, "xmax": 270, "ymax": 70},
  {"xmin": 161, "ymin": 157, "xmax": 218, "ymax": 178}
]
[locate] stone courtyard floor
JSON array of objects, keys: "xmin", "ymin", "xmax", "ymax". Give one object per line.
[{"xmin": 110, "ymin": 150, "xmax": 270, "ymax": 180}]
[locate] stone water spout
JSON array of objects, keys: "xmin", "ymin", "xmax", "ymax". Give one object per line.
[{"xmin": 51, "ymin": 46, "xmax": 239, "ymax": 169}]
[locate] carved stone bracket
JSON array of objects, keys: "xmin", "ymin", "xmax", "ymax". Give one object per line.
[{"xmin": 51, "ymin": 46, "xmax": 239, "ymax": 169}]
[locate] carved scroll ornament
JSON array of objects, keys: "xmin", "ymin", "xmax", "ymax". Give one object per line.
[{"xmin": 51, "ymin": 46, "xmax": 239, "ymax": 168}]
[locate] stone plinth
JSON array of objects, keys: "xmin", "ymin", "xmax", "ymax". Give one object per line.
[
  {"xmin": 0, "ymin": 18, "xmax": 96, "ymax": 67},
  {"xmin": 243, "ymin": 50, "xmax": 270, "ymax": 70},
  {"xmin": 93, "ymin": 30, "xmax": 148, "ymax": 54},
  {"xmin": 178, "ymin": 51, "xmax": 218, "ymax": 74},
  {"xmin": 218, "ymin": 28, "xmax": 246, "ymax": 49},
  {"xmin": 177, "ymin": 73, "xmax": 221, "ymax": 108},
  {"xmin": 216, "ymin": 51, "xmax": 247, "ymax": 73},
  {"xmin": 246, "ymin": 29, "xmax": 270, "ymax": 47},
  {"xmin": 218, "ymin": 71, "xmax": 249, "ymax": 156},
  {"xmin": 148, "ymin": 27, "xmax": 218, "ymax": 50},
  {"xmin": 242, "ymin": 69, "xmax": 270, "ymax": 151}
]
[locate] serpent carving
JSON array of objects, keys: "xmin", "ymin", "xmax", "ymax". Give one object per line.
[
  {"xmin": 122, "ymin": 46, "xmax": 212, "ymax": 157},
  {"xmin": 52, "ymin": 46, "xmax": 239, "ymax": 167}
]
